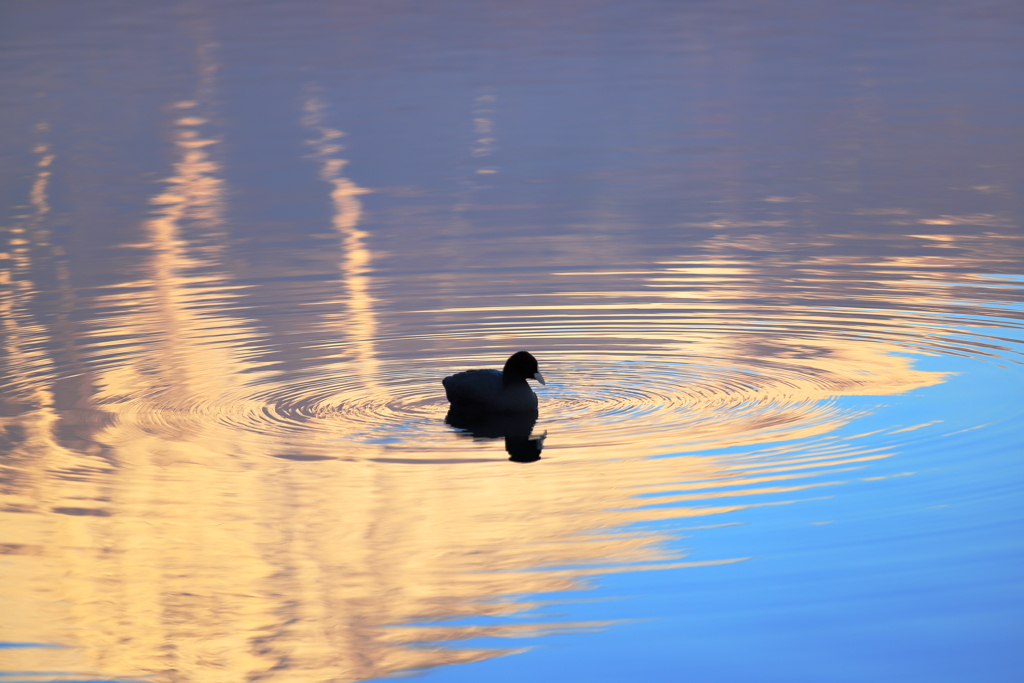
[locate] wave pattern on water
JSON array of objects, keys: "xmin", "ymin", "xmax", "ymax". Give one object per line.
[
  {"xmin": 63, "ymin": 263, "xmax": 1022, "ymax": 473},
  {"xmin": 5, "ymin": 148, "xmax": 1022, "ymax": 680},
  {"xmin": 2, "ymin": 3, "xmax": 1022, "ymax": 676}
]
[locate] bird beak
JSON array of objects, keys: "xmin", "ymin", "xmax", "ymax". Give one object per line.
[{"xmin": 534, "ymin": 372, "xmax": 546, "ymax": 385}]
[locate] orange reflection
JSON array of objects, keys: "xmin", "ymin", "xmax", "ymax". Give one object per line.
[
  {"xmin": 5, "ymin": 111, "xmax": 1011, "ymax": 683},
  {"xmin": 1, "ymin": 193, "xmax": 967, "ymax": 681},
  {"xmin": 301, "ymin": 97, "xmax": 379, "ymax": 391}
]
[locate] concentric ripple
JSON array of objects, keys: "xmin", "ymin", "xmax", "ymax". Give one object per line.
[
  {"xmin": 84, "ymin": 270, "xmax": 1023, "ymax": 465},
  {"xmin": 9, "ymin": 245, "xmax": 1010, "ymax": 466}
]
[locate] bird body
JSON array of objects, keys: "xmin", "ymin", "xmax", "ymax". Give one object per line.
[{"xmin": 442, "ymin": 351, "xmax": 545, "ymax": 414}]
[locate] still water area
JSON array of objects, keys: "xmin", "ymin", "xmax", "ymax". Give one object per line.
[{"xmin": 1, "ymin": 1, "xmax": 1023, "ymax": 681}]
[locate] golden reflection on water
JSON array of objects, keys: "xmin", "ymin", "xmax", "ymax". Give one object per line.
[
  {"xmin": 1, "ymin": 109, "xmax": 986, "ymax": 679},
  {"xmin": 3, "ymin": 108, "xmax": 1011, "ymax": 679},
  {"xmin": 3, "ymin": 76, "xmax": 1019, "ymax": 683},
  {"xmin": 2, "ymin": 2, "xmax": 1022, "ymax": 680},
  {"xmin": 302, "ymin": 96, "xmax": 380, "ymax": 393},
  {"xmin": 1, "ymin": 171, "xmax": 963, "ymax": 681}
]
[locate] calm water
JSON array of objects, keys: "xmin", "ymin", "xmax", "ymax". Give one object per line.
[{"xmin": 2, "ymin": 1, "xmax": 1023, "ymax": 681}]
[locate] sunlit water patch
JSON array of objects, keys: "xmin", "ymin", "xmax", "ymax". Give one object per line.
[
  {"xmin": 7, "ymin": 255, "xmax": 1022, "ymax": 681},
  {"xmin": 2, "ymin": 0, "xmax": 1024, "ymax": 681},
  {"xmin": 4, "ymin": 177, "xmax": 1023, "ymax": 683},
  {"xmin": 64, "ymin": 267, "xmax": 1021, "ymax": 466}
]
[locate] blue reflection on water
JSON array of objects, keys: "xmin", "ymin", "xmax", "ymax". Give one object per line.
[
  {"xmin": 0, "ymin": 644, "xmax": 64, "ymax": 650},
  {"xmin": 417, "ymin": 339, "xmax": 1024, "ymax": 683},
  {"xmin": 0, "ymin": 644, "xmax": 142, "ymax": 683},
  {"xmin": 2, "ymin": 1, "xmax": 1022, "ymax": 681}
]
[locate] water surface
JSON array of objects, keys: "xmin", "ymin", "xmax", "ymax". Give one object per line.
[{"xmin": 1, "ymin": 1, "xmax": 1022, "ymax": 682}]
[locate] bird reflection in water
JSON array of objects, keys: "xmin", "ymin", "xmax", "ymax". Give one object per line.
[{"xmin": 445, "ymin": 409, "xmax": 547, "ymax": 462}]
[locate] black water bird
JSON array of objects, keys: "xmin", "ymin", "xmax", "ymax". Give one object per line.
[{"xmin": 442, "ymin": 351, "xmax": 546, "ymax": 414}]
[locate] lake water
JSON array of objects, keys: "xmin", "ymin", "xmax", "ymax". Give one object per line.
[{"xmin": 1, "ymin": 1, "xmax": 1022, "ymax": 681}]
